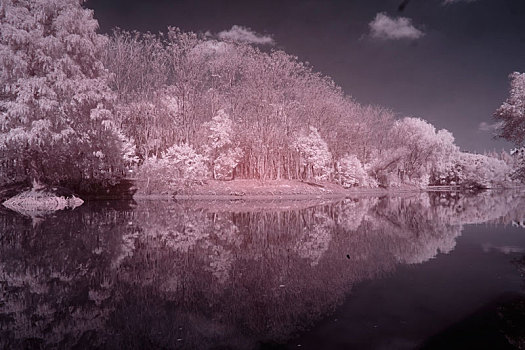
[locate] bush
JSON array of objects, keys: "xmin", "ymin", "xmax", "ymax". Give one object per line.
[
  {"xmin": 137, "ymin": 144, "xmax": 208, "ymax": 194},
  {"xmin": 337, "ymin": 154, "xmax": 377, "ymax": 188}
]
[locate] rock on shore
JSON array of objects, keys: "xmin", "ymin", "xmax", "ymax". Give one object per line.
[{"xmin": 2, "ymin": 187, "xmax": 84, "ymax": 215}]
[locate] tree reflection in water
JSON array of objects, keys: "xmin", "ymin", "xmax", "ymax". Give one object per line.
[{"xmin": 1, "ymin": 191, "xmax": 525, "ymax": 349}]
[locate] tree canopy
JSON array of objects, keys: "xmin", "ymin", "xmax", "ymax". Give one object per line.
[
  {"xmin": 494, "ymin": 72, "xmax": 525, "ymax": 147},
  {"xmin": 0, "ymin": 0, "xmax": 132, "ymax": 189}
]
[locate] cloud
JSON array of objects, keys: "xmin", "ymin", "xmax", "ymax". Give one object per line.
[
  {"xmin": 191, "ymin": 40, "xmax": 231, "ymax": 56},
  {"xmin": 217, "ymin": 25, "xmax": 274, "ymax": 45},
  {"xmin": 368, "ymin": 13, "xmax": 424, "ymax": 40},
  {"xmin": 478, "ymin": 121, "xmax": 503, "ymax": 132},
  {"xmin": 482, "ymin": 243, "xmax": 525, "ymax": 254},
  {"xmin": 442, "ymin": 0, "xmax": 478, "ymax": 4}
]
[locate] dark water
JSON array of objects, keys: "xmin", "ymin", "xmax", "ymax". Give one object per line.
[{"xmin": 1, "ymin": 191, "xmax": 525, "ymax": 349}]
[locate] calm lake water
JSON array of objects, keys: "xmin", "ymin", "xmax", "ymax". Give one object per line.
[{"xmin": 1, "ymin": 191, "xmax": 525, "ymax": 349}]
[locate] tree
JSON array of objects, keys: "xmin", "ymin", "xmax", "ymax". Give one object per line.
[
  {"xmin": 164, "ymin": 143, "xmax": 208, "ymax": 181},
  {"xmin": 384, "ymin": 117, "xmax": 458, "ymax": 187},
  {"xmin": 203, "ymin": 109, "xmax": 243, "ymax": 179},
  {"xmin": 337, "ymin": 154, "xmax": 377, "ymax": 188},
  {"xmin": 494, "ymin": 72, "xmax": 525, "ymax": 146},
  {"xmin": 457, "ymin": 152, "xmax": 510, "ymax": 188},
  {"xmin": 136, "ymin": 143, "xmax": 208, "ymax": 194},
  {"xmin": 294, "ymin": 126, "xmax": 332, "ymax": 181},
  {"xmin": 494, "ymin": 72, "xmax": 525, "ymax": 183},
  {"xmin": 0, "ymin": 0, "xmax": 130, "ymax": 188}
]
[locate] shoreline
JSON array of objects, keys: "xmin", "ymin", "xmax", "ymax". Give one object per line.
[
  {"xmin": 134, "ymin": 184, "xmax": 525, "ymax": 201},
  {"xmin": 132, "ymin": 179, "xmax": 424, "ymax": 201},
  {"xmin": 2, "ymin": 179, "xmax": 524, "ymax": 205},
  {"xmin": 134, "ymin": 188, "xmax": 426, "ymax": 201}
]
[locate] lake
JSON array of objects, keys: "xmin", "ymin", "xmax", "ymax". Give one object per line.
[{"xmin": 1, "ymin": 191, "xmax": 525, "ymax": 349}]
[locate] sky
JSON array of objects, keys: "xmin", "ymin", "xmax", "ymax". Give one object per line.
[{"xmin": 85, "ymin": 0, "xmax": 525, "ymax": 153}]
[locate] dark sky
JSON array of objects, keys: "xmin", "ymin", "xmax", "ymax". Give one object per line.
[{"xmin": 86, "ymin": 0, "xmax": 525, "ymax": 152}]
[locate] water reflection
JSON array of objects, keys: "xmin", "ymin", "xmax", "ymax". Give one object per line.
[{"xmin": 1, "ymin": 191, "xmax": 525, "ymax": 349}]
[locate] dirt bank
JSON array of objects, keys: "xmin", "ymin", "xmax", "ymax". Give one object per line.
[{"xmin": 133, "ymin": 179, "xmax": 426, "ymax": 200}]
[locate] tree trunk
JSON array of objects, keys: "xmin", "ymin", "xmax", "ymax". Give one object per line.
[{"xmin": 28, "ymin": 155, "xmax": 45, "ymax": 189}]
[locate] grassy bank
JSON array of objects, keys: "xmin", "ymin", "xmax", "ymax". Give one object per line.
[{"xmin": 133, "ymin": 179, "xmax": 427, "ymax": 200}]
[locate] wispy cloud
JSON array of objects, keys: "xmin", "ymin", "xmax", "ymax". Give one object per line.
[
  {"xmin": 478, "ymin": 121, "xmax": 503, "ymax": 132},
  {"xmin": 482, "ymin": 243, "xmax": 525, "ymax": 254},
  {"xmin": 217, "ymin": 25, "xmax": 274, "ymax": 45},
  {"xmin": 442, "ymin": 0, "xmax": 478, "ymax": 4},
  {"xmin": 368, "ymin": 13, "xmax": 424, "ymax": 40}
]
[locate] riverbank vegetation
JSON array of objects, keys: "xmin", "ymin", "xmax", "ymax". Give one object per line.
[{"xmin": 1, "ymin": 0, "xmax": 524, "ymax": 199}]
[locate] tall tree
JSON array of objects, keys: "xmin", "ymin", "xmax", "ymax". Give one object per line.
[
  {"xmin": 494, "ymin": 72, "xmax": 525, "ymax": 146},
  {"xmin": 0, "ymin": 0, "xmax": 130, "ymax": 188}
]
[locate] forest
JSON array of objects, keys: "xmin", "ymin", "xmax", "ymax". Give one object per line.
[{"xmin": 1, "ymin": 0, "xmax": 525, "ymax": 194}]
